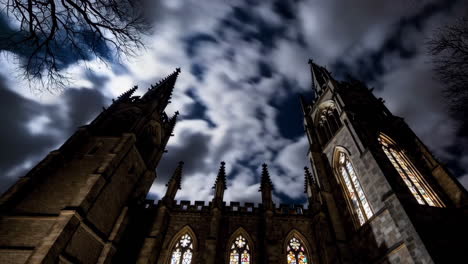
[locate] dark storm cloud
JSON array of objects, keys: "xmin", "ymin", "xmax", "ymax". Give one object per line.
[
  {"xmin": 217, "ymin": 4, "xmax": 291, "ymax": 52},
  {"xmin": 0, "ymin": 76, "xmax": 57, "ymax": 191},
  {"xmin": 331, "ymin": 0, "xmax": 459, "ymax": 82},
  {"xmin": 0, "ymin": 73, "xmax": 108, "ymax": 193},
  {"xmin": 156, "ymin": 126, "xmax": 213, "ymax": 183},
  {"xmin": 2, "ymin": 0, "xmax": 468, "ymax": 203}
]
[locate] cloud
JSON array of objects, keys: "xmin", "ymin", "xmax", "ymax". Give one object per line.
[
  {"xmin": 1, "ymin": 0, "xmax": 467, "ymax": 203},
  {"xmin": 0, "ymin": 72, "xmax": 108, "ymax": 193}
]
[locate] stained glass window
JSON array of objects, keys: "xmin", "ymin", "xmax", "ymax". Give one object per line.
[
  {"xmin": 379, "ymin": 136, "xmax": 443, "ymax": 207},
  {"xmin": 229, "ymin": 235, "xmax": 250, "ymax": 264},
  {"xmin": 170, "ymin": 234, "xmax": 193, "ymax": 264},
  {"xmin": 337, "ymin": 152, "xmax": 373, "ymax": 226},
  {"xmin": 286, "ymin": 237, "xmax": 309, "ymax": 264}
]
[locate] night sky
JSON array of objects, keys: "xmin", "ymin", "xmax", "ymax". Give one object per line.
[{"xmin": 0, "ymin": 0, "xmax": 467, "ymax": 205}]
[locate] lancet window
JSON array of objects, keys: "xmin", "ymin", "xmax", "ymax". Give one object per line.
[
  {"xmin": 229, "ymin": 235, "xmax": 251, "ymax": 264},
  {"xmin": 379, "ymin": 135, "xmax": 443, "ymax": 207},
  {"xmin": 286, "ymin": 237, "xmax": 309, "ymax": 264},
  {"xmin": 317, "ymin": 105, "xmax": 342, "ymax": 144},
  {"xmin": 169, "ymin": 233, "xmax": 193, "ymax": 264},
  {"xmin": 337, "ymin": 152, "xmax": 373, "ymax": 226}
]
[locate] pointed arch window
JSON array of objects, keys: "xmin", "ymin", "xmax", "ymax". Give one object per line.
[
  {"xmin": 315, "ymin": 102, "xmax": 342, "ymax": 145},
  {"xmin": 378, "ymin": 135, "xmax": 443, "ymax": 207},
  {"xmin": 337, "ymin": 151, "xmax": 373, "ymax": 226},
  {"xmin": 286, "ymin": 237, "xmax": 309, "ymax": 264},
  {"xmin": 229, "ymin": 235, "xmax": 251, "ymax": 264},
  {"xmin": 170, "ymin": 233, "xmax": 193, "ymax": 264}
]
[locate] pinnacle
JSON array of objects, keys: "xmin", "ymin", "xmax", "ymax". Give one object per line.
[
  {"xmin": 142, "ymin": 68, "xmax": 181, "ymax": 104},
  {"xmin": 213, "ymin": 161, "xmax": 227, "ymax": 190},
  {"xmin": 116, "ymin": 85, "xmax": 138, "ymax": 102},
  {"xmin": 304, "ymin": 166, "xmax": 318, "ymax": 194},
  {"xmin": 259, "ymin": 163, "xmax": 274, "ymax": 191},
  {"xmin": 167, "ymin": 161, "xmax": 184, "ymax": 189}
]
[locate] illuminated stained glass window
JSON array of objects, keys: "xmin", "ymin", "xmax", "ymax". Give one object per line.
[
  {"xmin": 229, "ymin": 235, "xmax": 250, "ymax": 264},
  {"xmin": 286, "ymin": 237, "xmax": 309, "ymax": 264},
  {"xmin": 170, "ymin": 234, "xmax": 193, "ymax": 264},
  {"xmin": 337, "ymin": 152, "xmax": 373, "ymax": 226},
  {"xmin": 379, "ymin": 136, "xmax": 443, "ymax": 207}
]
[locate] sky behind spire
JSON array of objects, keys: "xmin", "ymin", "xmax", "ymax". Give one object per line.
[{"xmin": 0, "ymin": 0, "xmax": 467, "ymax": 205}]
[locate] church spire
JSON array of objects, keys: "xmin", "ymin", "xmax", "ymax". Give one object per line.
[
  {"xmin": 163, "ymin": 161, "xmax": 184, "ymax": 201},
  {"xmin": 213, "ymin": 161, "xmax": 227, "ymax": 190},
  {"xmin": 116, "ymin": 85, "xmax": 138, "ymax": 103},
  {"xmin": 304, "ymin": 167, "xmax": 321, "ymax": 210},
  {"xmin": 142, "ymin": 68, "xmax": 181, "ymax": 111},
  {"xmin": 308, "ymin": 59, "xmax": 331, "ymax": 97},
  {"xmin": 260, "ymin": 163, "xmax": 274, "ymax": 191},
  {"xmin": 212, "ymin": 161, "xmax": 227, "ymax": 207},
  {"xmin": 304, "ymin": 166, "xmax": 314, "ymax": 193},
  {"xmin": 259, "ymin": 163, "xmax": 274, "ymax": 210}
]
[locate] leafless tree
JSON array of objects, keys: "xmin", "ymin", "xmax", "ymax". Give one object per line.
[
  {"xmin": 0, "ymin": 0, "xmax": 149, "ymax": 91},
  {"xmin": 427, "ymin": 17, "xmax": 468, "ymax": 134}
]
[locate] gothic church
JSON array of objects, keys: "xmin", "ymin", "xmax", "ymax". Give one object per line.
[{"xmin": 0, "ymin": 62, "xmax": 467, "ymax": 264}]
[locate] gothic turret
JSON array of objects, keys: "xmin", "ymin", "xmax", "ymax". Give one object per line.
[{"xmin": 259, "ymin": 163, "xmax": 274, "ymax": 210}]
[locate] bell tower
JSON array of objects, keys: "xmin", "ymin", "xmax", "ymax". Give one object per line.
[
  {"xmin": 301, "ymin": 60, "xmax": 468, "ymax": 263},
  {"xmin": 0, "ymin": 69, "xmax": 181, "ymax": 264}
]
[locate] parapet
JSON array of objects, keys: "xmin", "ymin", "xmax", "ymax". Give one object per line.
[{"xmin": 147, "ymin": 199, "xmax": 308, "ymax": 216}]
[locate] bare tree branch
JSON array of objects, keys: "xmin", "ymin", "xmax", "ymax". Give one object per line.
[
  {"xmin": 427, "ymin": 17, "xmax": 468, "ymax": 135},
  {"xmin": 0, "ymin": 0, "xmax": 150, "ymax": 92}
]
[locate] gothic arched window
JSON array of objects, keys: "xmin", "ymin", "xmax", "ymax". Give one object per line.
[
  {"xmin": 378, "ymin": 135, "xmax": 443, "ymax": 207},
  {"xmin": 169, "ymin": 233, "xmax": 193, "ymax": 264},
  {"xmin": 316, "ymin": 102, "xmax": 342, "ymax": 145},
  {"xmin": 336, "ymin": 151, "xmax": 373, "ymax": 226},
  {"xmin": 229, "ymin": 235, "xmax": 251, "ymax": 264},
  {"xmin": 286, "ymin": 237, "xmax": 309, "ymax": 264}
]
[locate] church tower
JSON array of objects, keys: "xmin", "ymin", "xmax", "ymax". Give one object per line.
[
  {"xmin": 0, "ymin": 69, "xmax": 181, "ymax": 264},
  {"xmin": 301, "ymin": 60, "xmax": 468, "ymax": 263}
]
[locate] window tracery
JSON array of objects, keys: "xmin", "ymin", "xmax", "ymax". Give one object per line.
[
  {"xmin": 379, "ymin": 135, "xmax": 443, "ymax": 207},
  {"xmin": 286, "ymin": 237, "xmax": 309, "ymax": 264},
  {"xmin": 316, "ymin": 104, "xmax": 342, "ymax": 144},
  {"xmin": 337, "ymin": 151, "xmax": 373, "ymax": 226},
  {"xmin": 170, "ymin": 234, "xmax": 193, "ymax": 264},
  {"xmin": 229, "ymin": 235, "xmax": 250, "ymax": 264}
]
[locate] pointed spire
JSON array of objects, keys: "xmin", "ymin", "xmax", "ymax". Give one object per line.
[
  {"xmin": 259, "ymin": 163, "xmax": 274, "ymax": 191},
  {"xmin": 304, "ymin": 166, "xmax": 314, "ymax": 193},
  {"xmin": 142, "ymin": 68, "xmax": 181, "ymax": 110},
  {"xmin": 213, "ymin": 161, "xmax": 227, "ymax": 190},
  {"xmin": 116, "ymin": 85, "xmax": 138, "ymax": 102},
  {"xmin": 304, "ymin": 166, "xmax": 321, "ymax": 208},
  {"xmin": 167, "ymin": 161, "xmax": 184, "ymax": 189},
  {"xmin": 163, "ymin": 161, "xmax": 184, "ymax": 203},
  {"xmin": 308, "ymin": 59, "xmax": 331, "ymax": 97},
  {"xmin": 259, "ymin": 163, "xmax": 274, "ymax": 210},
  {"xmin": 167, "ymin": 110, "xmax": 179, "ymax": 134}
]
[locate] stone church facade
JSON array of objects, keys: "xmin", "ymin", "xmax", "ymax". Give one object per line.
[{"xmin": 0, "ymin": 63, "xmax": 467, "ymax": 264}]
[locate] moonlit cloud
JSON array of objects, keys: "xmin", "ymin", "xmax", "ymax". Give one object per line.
[{"xmin": 1, "ymin": 0, "xmax": 467, "ymax": 202}]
